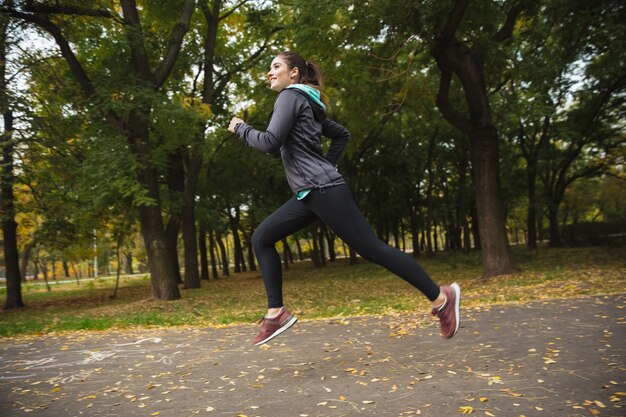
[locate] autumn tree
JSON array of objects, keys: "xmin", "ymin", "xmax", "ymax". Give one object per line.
[
  {"xmin": 2, "ymin": 0, "xmax": 197, "ymax": 299},
  {"xmin": 1, "ymin": 6, "xmax": 23, "ymax": 309}
]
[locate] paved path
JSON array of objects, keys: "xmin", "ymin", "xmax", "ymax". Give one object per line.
[{"xmin": 1, "ymin": 295, "xmax": 624, "ymax": 417}]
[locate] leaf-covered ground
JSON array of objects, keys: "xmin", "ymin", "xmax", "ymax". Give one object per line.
[
  {"xmin": 0, "ymin": 294, "xmax": 623, "ymax": 416},
  {"xmin": 1, "ymin": 245, "xmax": 625, "ymax": 338}
]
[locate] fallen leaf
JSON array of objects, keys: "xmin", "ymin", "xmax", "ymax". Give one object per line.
[
  {"xmin": 479, "ymin": 398, "xmax": 488, "ymax": 402},
  {"xmin": 484, "ymin": 412, "xmax": 496, "ymax": 417},
  {"xmin": 458, "ymin": 406, "xmax": 474, "ymax": 414},
  {"xmin": 362, "ymin": 400, "xmax": 375, "ymax": 404},
  {"xmin": 594, "ymin": 400, "xmax": 606, "ymax": 408}
]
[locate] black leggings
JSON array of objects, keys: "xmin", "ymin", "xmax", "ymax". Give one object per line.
[{"xmin": 252, "ymin": 184, "xmax": 441, "ymax": 308}]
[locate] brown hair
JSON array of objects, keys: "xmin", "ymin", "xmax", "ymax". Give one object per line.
[{"xmin": 277, "ymin": 51, "xmax": 329, "ymax": 106}]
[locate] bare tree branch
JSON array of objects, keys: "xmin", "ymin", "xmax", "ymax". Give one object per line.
[
  {"xmin": 24, "ymin": 1, "xmax": 116, "ymax": 19},
  {"xmin": 154, "ymin": 0, "xmax": 195, "ymax": 86},
  {"xmin": 219, "ymin": 0, "xmax": 249, "ymax": 21},
  {"xmin": 492, "ymin": 3, "xmax": 524, "ymax": 42},
  {"xmin": 434, "ymin": 0, "xmax": 469, "ymax": 42}
]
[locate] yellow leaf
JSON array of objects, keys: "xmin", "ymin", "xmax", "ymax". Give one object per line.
[
  {"xmin": 485, "ymin": 412, "xmax": 496, "ymax": 417},
  {"xmin": 458, "ymin": 406, "xmax": 474, "ymax": 414},
  {"xmin": 51, "ymin": 387, "xmax": 61, "ymax": 393},
  {"xmin": 150, "ymin": 413, "xmax": 160, "ymax": 416},
  {"xmin": 339, "ymin": 395, "xmax": 346, "ymax": 401},
  {"xmin": 594, "ymin": 400, "xmax": 606, "ymax": 408},
  {"xmin": 479, "ymin": 398, "xmax": 488, "ymax": 402}
]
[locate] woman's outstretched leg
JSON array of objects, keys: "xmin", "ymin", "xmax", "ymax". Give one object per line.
[{"xmin": 308, "ymin": 185, "xmax": 461, "ymax": 338}]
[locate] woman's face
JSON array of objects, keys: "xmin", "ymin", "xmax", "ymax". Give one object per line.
[{"xmin": 267, "ymin": 56, "xmax": 298, "ymax": 91}]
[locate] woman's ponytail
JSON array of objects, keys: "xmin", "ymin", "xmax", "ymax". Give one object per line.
[{"xmin": 277, "ymin": 51, "xmax": 328, "ymax": 106}]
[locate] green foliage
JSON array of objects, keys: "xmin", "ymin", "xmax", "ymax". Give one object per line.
[{"xmin": 2, "ymin": 0, "xmax": 624, "ymax": 288}]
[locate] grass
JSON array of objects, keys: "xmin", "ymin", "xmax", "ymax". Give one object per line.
[{"xmin": 1, "ymin": 245, "xmax": 625, "ymax": 339}]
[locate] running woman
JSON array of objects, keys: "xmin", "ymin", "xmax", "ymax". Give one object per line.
[{"xmin": 228, "ymin": 51, "xmax": 461, "ymax": 345}]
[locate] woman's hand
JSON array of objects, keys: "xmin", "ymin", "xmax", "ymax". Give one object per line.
[{"xmin": 228, "ymin": 117, "xmax": 244, "ymax": 133}]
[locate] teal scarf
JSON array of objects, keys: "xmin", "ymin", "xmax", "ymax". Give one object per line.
[{"xmin": 287, "ymin": 84, "xmax": 326, "ymax": 111}]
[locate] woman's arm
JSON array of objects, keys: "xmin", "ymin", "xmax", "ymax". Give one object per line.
[
  {"xmin": 230, "ymin": 91, "xmax": 299, "ymax": 153},
  {"xmin": 322, "ymin": 118, "xmax": 351, "ymax": 166}
]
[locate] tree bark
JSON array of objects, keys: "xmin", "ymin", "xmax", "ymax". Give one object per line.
[
  {"xmin": 1, "ymin": 15, "xmax": 23, "ymax": 308},
  {"xmin": 247, "ymin": 226, "xmax": 257, "ymax": 271},
  {"xmin": 208, "ymin": 229, "xmax": 219, "ymax": 279},
  {"xmin": 215, "ymin": 231, "xmax": 229, "ymax": 277},
  {"xmin": 424, "ymin": 131, "xmax": 437, "ymax": 258},
  {"xmin": 165, "ymin": 151, "xmax": 185, "ymax": 284},
  {"xmin": 433, "ymin": 0, "xmax": 517, "ymax": 276},
  {"xmin": 182, "ymin": 150, "xmax": 201, "ymax": 288},
  {"xmin": 199, "ymin": 224, "xmax": 209, "ymax": 280},
  {"xmin": 20, "ymin": 242, "xmax": 33, "ymax": 282},
  {"xmin": 1, "ymin": 109, "xmax": 23, "ymax": 309}
]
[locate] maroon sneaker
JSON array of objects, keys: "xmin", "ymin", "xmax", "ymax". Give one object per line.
[
  {"xmin": 252, "ymin": 307, "xmax": 298, "ymax": 346},
  {"xmin": 431, "ymin": 283, "xmax": 461, "ymax": 338}
]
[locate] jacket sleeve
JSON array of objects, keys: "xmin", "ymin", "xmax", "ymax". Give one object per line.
[
  {"xmin": 322, "ymin": 118, "xmax": 351, "ymax": 166},
  {"xmin": 234, "ymin": 91, "xmax": 298, "ymax": 153}
]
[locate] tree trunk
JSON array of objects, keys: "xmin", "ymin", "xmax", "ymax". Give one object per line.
[
  {"xmin": 311, "ymin": 226, "xmax": 322, "ymax": 267},
  {"xmin": 199, "ymin": 224, "xmax": 209, "ymax": 280},
  {"xmin": 20, "ymin": 242, "xmax": 33, "ymax": 282},
  {"xmin": 295, "ymin": 238, "xmax": 304, "ymax": 261},
  {"xmin": 526, "ymin": 157, "xmax": 538, "ymax": 249},
  {"xmin": 325, "ymin": 227, "xmax": 337, "ymax": 261},
  {"xmin": 62, "ymin": 260, "xmax": 70, "ymax": 278},
  {"xmin": 425, "ymin": 131, "xmax": 436, "ymax": 258},
  {"xmin": 1, "ymin": 115, "xmax": 23, "ymax": 308},
  {"xmin": 216, "ymin": 231, "xmax": 229, "ymax": 277},
  {"xmin": 182, "ymin": 150, "xmax": 201, "ymax": 288},
  {"xmin": 548, "ymin": 203, "xmax": 562, "ymax": 247},
  {"xmin": 125, "ymin": 252, "xmax": 134, "ymax": 274},
  {"xmin": 1, "ymin": 17, "xmax": 23, "ymax": 309},
  {"xmin": 208, "ymin": 229, "xmax": 219, "ymax": 279},
  {"xmin": 248, "ymin": 226, "xmax": 257, "ymax": 271},
  {"xmin": 165, "ymin": 151, "xmax": 185, "ymax": 285},
  {"xmin": 433, "ymin": 0, "xmax": 517, "ymax": 277}
]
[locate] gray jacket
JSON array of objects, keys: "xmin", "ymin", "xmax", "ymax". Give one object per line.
[{"xmin": 234, "ymin": 88, "xmax": 350, "ymax": 194}]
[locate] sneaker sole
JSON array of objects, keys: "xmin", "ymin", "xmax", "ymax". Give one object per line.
[
  {"xmin": 450, "ymin": 282, "xmax": 461, "ymax": 337},
  {"xmin": 254, "ymin": 316, "xmax": 298, "ymax": 346}
]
